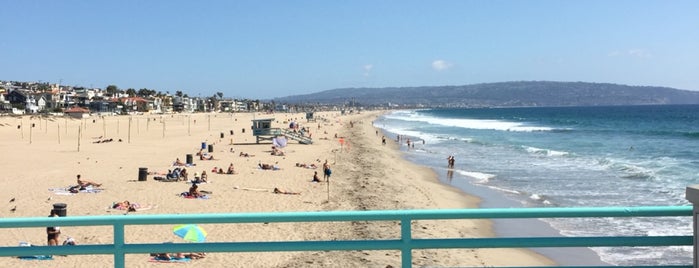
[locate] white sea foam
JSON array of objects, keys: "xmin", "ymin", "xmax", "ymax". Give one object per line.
[
  {"xmin": 523, "ymin": 146, "xmax": 570, "ymax": 157},
  {"xmin": 485, "ymin": 185, "xmax": 521, "ymax": 195},
  {"xmin": 384, "ymin": 111, "xmax": 554, "ymax": 132},
  {"xmin": 455, "ymin": 170, "xmax": 496, "ymax": 183}
]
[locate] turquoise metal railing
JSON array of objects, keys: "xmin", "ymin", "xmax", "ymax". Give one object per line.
[{"xmin": 0, "ymin": 206, "xmax": 692, "ymax": 268}]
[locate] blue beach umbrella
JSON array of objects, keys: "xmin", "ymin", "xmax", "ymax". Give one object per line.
[{"xmin": 173, "ymin": 224, "xmax": 207, "ymax": 242}]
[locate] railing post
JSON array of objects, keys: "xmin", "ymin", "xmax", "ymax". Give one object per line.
[
  {"xmin": 113, "ymin": 223, "xmax": 125, "ymax": 268},
  {"xmin": 401, "ymin": 218, "xmax": 412, "ymax": 268},
  {"xmin": 685, "ymin": 185, "xmax": 699, "ymax": 268}
]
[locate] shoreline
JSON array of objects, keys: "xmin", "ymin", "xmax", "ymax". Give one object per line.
[{"xmin": 0, "ymin": 111, "xmax": 553, "ymax": 267}]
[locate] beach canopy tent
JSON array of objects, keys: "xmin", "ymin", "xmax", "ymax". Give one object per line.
[{"xmin": 273, "ymin": 136, "xmax": 288, "ymax": 148}]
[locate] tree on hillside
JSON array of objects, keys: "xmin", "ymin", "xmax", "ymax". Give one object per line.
[
  {"xmin": 176, "ymin": 90, "xmax": 183, "ymax": 97},
  {"xmin": 216, "ymin": 92, "xmax": 223, "ymax": 99}
]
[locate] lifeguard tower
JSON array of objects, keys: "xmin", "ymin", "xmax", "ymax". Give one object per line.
[
  {"xmin": 305, "ymin": 112, "xmax": 316, "ymax": 122},
  {"xmin": 252, "ymin": 118, "xmax": 313, "ymax": 144}
]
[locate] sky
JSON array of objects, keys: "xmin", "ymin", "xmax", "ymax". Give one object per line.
[{"xmin": 1, "ymin": 1, "xmax": 698, "ymax": 99}]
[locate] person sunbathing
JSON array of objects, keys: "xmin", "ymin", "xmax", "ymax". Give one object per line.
[
  {"xmin": 271, "ymin": 147, "xmax": 285, "ymax": 156},
  {"xmin": 112, "ymin": 200, "xmax": 131, "ymax": 209},
  {"xmin": 273, "ymin": 187, "xmax": 300, "ymax": 195},
  {"xmin": 296, "ymin": 163, "xmax": 318, "ymax": 169},
  {"xmin": 239, "ymin": 152, "xmax": 255, "ymax": 157},
  {"xmin": 174, "ymin": 158, "xmax": 186, "ymax": 166},
  {"xmin": 112, "ymin": 200, "xmax": 140, "ymax": 211},
  {"xmin": 76, "ymin": 174, "xmax": 102, "ymax": 188},
  {"xmin": 259, "ymin": 163, "xmax": 281, "ymax": 170},
  {"xmin": 155, "ymin": 252, "xmax": 205, "ymax": 260},
  {"xmin": 199, "ymin": 153, "xmax": 214, "ymax": 160}
]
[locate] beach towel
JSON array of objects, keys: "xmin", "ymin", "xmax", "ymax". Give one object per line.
[
  {"xmin": 154, "ymin": 176, "xmax": 180, "ymax": 182},
  {"xmin": 149, "ymin": 256, "xmax": 191, "ymax": 263},
  {"xmin": 233, "ymin": 185, "xmax": 269, "ymax": 192},
  {"xmin": 179, "ymin": 192, "xmax": 210, "ymax": 199},
  {"xmin": 49, "ymin": 185, "xmax": 103, "ymax": 195}
]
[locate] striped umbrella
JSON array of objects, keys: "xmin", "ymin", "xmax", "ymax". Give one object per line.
[{"xmin": 173, "ymin": 224, "xmax": 207, "ymax": 242}]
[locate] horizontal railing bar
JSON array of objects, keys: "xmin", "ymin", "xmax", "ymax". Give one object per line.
[
  {"xmin": 409, "ymin": 236, "xmax": 693, "ymax": 248},
  {"xmin": 493, "ymin": 266, "xmax": 692, "ymax": 268},
  {"xmin": 0, "ymin": 235, "xmax": 691, "ymax": 257},
  {"xmin": 0, "ymin": 206, "xmax": 691, "ymax": 228}
]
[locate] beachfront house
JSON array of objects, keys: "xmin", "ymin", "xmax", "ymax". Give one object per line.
[{"xmin": 64, "ymin": 106, "xmax": 91, "ymax": 119}]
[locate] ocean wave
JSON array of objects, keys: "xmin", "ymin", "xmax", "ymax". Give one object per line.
[
  {"xmin": 523, "ymin": 146, "xmax": 570, "ymax": 157},
  {"xmin": 484, "ymin": 185, "xmax": 521, "ymax": 195},
  {"xmin": 529, "ymin": 193, "xmax": 553, "ymax": 206},
  {"xmin": 455, "ymin": 170, "xmax": 496, "ymax": 183},
  {"xmin": 615, "ymin": 163, "xmax": 656, "ymax": 180},
  {"xmin": 683, "ymin": 131, "xmax": 699, "ymax": 139},
  {"xmin": 384, "ymin": 111, "xmax": 554, "ymax": 132}
]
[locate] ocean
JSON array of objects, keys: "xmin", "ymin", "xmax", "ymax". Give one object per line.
[{"xmin": 373, "ymin": 105, "xmax": 699, "ymax": 266}]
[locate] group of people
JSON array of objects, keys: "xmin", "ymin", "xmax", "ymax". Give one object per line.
[
  {"xmin": 197, "ymin": 149, "xmax": 215, "ymax": 160},
  {"xmin": 271, "ymin": 146, "xmax": 285, "ymax": 156},
  {"xmin": 167, "ymin": 168, "xmax": 188, "ymax": 181},
  {"xmin": 154, "ymin": 252, "xmax": 206, "ymax": 260},
  {"xmin": 211, "ymin": 163, "xmax": 237, "ymax": 174},
  {"xmin": 191, "ymin": 171, "xmax": 208, "ymax": 183}
]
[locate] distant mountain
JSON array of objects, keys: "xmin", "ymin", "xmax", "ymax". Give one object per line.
[{"xmin": 272, "ymin": 81, "xmax": 699, "ymax": 107}]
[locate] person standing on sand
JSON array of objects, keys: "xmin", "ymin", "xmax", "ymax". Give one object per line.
[
  {"xmin": 323, "ymin": 160, "xmax": 331, "ymax": 182},
  {"xmin": 47, "ymin": 211, "xmax": 60, "ymax": 246}
]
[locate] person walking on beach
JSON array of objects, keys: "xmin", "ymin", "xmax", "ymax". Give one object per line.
[{"xmin": 381, "ymin": 136, "xmax": 386, "ymax": 145}]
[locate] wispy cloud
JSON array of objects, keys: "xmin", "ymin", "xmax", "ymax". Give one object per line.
[
  {"xmin": 432, "ymin": 60, "xmax": 453, "ymax": 71},
  {"xmin": 608, "ymin": 49, "xmax": 652, "ymax": 58},
  {"xmin": 363, "ymin": 64, "xmax": 373, "ymax": 77}
]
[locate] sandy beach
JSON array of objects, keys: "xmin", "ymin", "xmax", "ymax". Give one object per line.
[{"xmin": 0, "ymin": 111, "xmax": 554, "ymax": 267}]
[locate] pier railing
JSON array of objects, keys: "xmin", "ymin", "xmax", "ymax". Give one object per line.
[{"xmin": 0, "ymin": 206, "xmax": 693, "ymax": 268}]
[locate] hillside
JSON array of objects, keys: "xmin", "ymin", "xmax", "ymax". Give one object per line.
[{"xmin": 272, "ymin": 81, "xmax": 699, "ymax": 107}]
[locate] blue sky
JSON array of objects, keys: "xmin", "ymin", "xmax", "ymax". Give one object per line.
[{"xmin": 1, "ymin": 1, "xmax": 697, "ymax": 99}]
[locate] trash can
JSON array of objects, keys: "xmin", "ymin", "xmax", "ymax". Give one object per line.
[
  {"xmin": 230, "ymin": 130, "xmax": 234, "ymax": 135},
  {"xmin": 220, "ymin": 132, "xmax": 224, "ymax": 139},
  {"xmin": 201, "ymin": 142, "xmax": 206, "ymax": 150},
  {"xmin": 138, "ymin": 167, "xmax": 148, "ymax": 181},
  {"xmin": 52, "ymin": 203, "xmax": 67, "ymax": 217},
  {"xmin": 208, "ymin": 144, "xmax": 214, "ymax": 153},
  {"xmin": 186, "ymin": 154, "xmax": 193, "ymax": 165}
]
